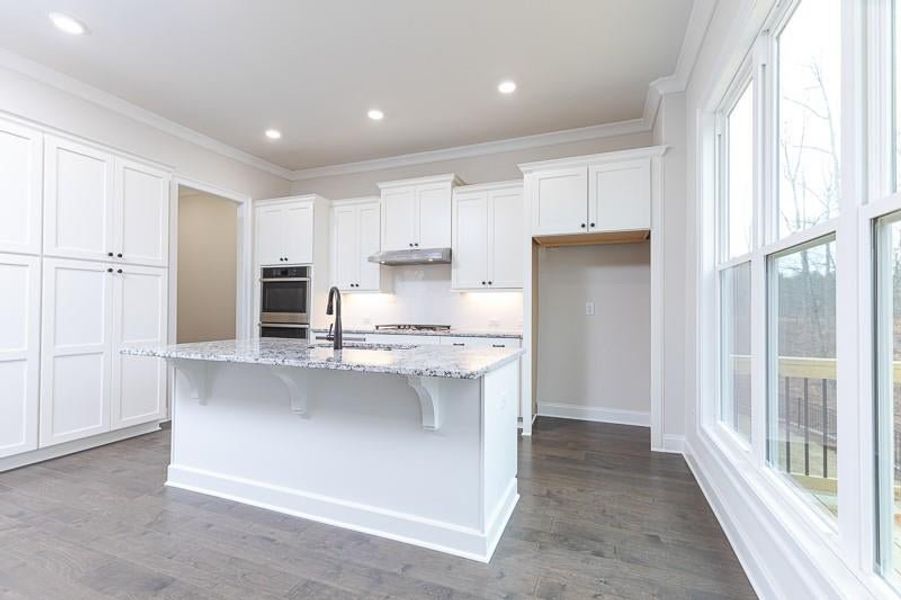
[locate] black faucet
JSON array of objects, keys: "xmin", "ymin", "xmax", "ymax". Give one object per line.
[{"xmin": 325, "ymin": 286, "xmax": 343, "ymax": 350}]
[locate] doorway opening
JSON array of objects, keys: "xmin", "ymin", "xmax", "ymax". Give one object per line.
[{"xmin": 174, "ymin": 185, "xmax": 241, "ymax": 343}]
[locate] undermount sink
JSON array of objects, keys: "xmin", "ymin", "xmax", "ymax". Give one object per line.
[{"xmin": 310, "ymin": 342, "xmax": 415, "ymax": 351}]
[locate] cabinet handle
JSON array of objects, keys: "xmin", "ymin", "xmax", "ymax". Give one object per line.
[
  {"xmin": 117, "ymin": 269, "xmax": 123, "ymax": 274},
  {"xmin": 491, "ymin": 344, "xmax": 505, "ymax": 348},
  {"xmin": 107, "ymin": 252, "xmax": 113, "ymax": 257},
  {"xmin": 452, "ymin": 342, "xmax": 465, "ymax": 346},
  {"xmin": 414, "ymin": 243, "xmax": 419, "ymax": 247},
  {"xmin": 590, "ymin": 222, "xmax": 596, "ymax": 228},
  {"xmin": 117, "ymin": 253, "xmax": 123, "ymax": 258},
  {"xmin": 580, "ymin": 223, "xmax": 586, "ymax": 229}
]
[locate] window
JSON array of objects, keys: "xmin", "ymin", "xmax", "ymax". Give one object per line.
[
  {"xmin": 877, "ymin": 214, "xmax": 901, "ymax": 583},
  {"xmin": 777, "ymin": 0, "xmax": 842, "ymax": 238},
  {"xmin": 720, "ymin": 262, "xmax": 752, "ymax": 442},
  {"xmin": 724, "ymin": 82, "xmax": 754, "ymax": 259},
  {"xmin": 896, "ymin": 0, "xmax": 901, "ymax": 191},
  {"xmin": 768, "ymin": 237, "xmax": 837, "ymax": 518}
]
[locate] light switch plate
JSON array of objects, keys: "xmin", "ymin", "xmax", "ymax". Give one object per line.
[{"xmin": 585, "ymin": 301, "xmax": 596, "ymax": 316}]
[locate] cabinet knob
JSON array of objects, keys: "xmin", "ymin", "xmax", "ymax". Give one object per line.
[
  {"xmin": 409, "ymin": 243, "xmax": 413, "ymax": 247},
  {"xmin": 414, "ymin": 243, "xmax": 419, "ymax": 247},
  {"xmin": 488, "ymin": 281, "xmax": 493, "ymax": 285},
  {"xmin": 117, "ymin": 269, "xmax": 123, "ymax": 274},
  {"xmin": 481, "ymin": 281, "xmax": 486, "ymax": 285},
  {"xmin": 107, "ymin": 267, "xmax": 113, "ymax": 273},
  {"xmin": 590, "ymin": 222, "xmax": 596, "ymax": 228},
  {"xmin": 117, "ymin": 253, "xmax": 123, "ymax": 258},
  {"xmin": 107, "ymin": 252, "xmax": 113, "ymax": 257},
  {"xmin": 580, "ymin": 223, "xmax": 586, "ymax": 229}
]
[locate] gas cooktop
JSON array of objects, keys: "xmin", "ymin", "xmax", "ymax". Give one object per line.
[{"xmin": 374, "ymin": 324, "xmax": 452, "ymax": 332}]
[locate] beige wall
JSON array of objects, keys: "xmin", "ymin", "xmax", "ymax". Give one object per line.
[
  {"xmin": 536, "ymin": 242, "xmax": 651, "ymax": 418},
  {"xmin": 177, "ymin": 190, "xmax": 238, "ymax": 343}
]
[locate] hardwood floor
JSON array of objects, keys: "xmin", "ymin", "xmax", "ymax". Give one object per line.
[{"xmin": 0, "ymin": 418, "xmax": 755, "ymax": 599}]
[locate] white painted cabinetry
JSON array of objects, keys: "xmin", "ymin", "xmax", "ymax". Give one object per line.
[
  {"xmin": 0, "ymin": 254, "xmax": 41, "ymax": 458},
  {"xmin": 0, "ymin": 120, "xmax": 42, "ymax": 256},
  {"xmin": 40, "ymin": 258, "xmax": 168, "ymax": 447},
  {"xmin": 331, "ymin": 197, "xmax": 382, "ymax": 292},
  {"xmin": 44, "ymin": 137, "xmax": 170, "ymax": 266},
  {"xmin": 522, "ymin": 148, "xmax": 664, "ymax": 238},
  {"xmin": 452, "ymin": 181, "xmax": 523, "ymax": 290},
  {"xmin": 378, "ymin": 174, "xmax": 460, "ymax": 251},
  {"xmin": 254, "ymin": 196, "xmax": 321, "ymax": 266}
]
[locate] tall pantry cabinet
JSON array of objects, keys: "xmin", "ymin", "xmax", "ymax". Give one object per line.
[{"xmin": 0, "ymin": 117, "xmax": 170, "ymax": 467}]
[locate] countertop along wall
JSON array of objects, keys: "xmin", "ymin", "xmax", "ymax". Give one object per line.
[{"xmin": 290, "ymin": 130, "xmax": 654, "ymax": 330}]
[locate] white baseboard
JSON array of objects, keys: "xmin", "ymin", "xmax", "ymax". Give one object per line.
[
  {"xmin": 683, "ymin": 432, "xmax": 874, "ymax": 599},
  {"xmin": 652, "ymin": 434, "xmax": 685, "ymax": 454},
  {"xmin": 167, "ymin": 464, "xmax": 518, "ymax": 563},
  {"xmin": 0, "ymin": 421, "xmax": 162, "ymax": 473},
  {"xmin": 537, "ymin": 402, "xmax": 650, "ymax": 427}
]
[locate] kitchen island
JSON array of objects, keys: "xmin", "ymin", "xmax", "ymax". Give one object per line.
[{"xmin": 123, "ymin": 338, "xmax": 522, "ymax": 562}]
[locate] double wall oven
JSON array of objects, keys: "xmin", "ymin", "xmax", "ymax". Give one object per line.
[{"xmin": 259, "ymin": 265, "xmax": 311, "ymax": 339}]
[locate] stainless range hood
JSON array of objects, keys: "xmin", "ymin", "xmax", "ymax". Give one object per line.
[{"xmin": 368, "ymin": 247, "xmax": 452, "ymax": 266}]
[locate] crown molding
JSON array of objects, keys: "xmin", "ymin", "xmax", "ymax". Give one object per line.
[
  {"xmin": 642, "ymin": 0, "xmax": 718, "ymax": 129},
  {"xmin": 290, "ymin": 118, "xmax": 650, "ymax": 181},
  {"xmin": 0, "ymin": 48, "xmax": 293, "ymax": 180}
]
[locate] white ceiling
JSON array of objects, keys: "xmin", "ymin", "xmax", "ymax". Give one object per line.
[{"xmin": 0, "ymin": 1, "xmax": 694, "ymax": 171}]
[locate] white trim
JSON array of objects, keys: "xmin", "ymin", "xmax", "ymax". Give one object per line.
[
  {"xmin": 166, "ymin": 464, "xmax": 518, "ymax": 563},
  {"xmin": 0, "ymin": 422, "xmax": 161, "ymax": 473},
  {"xmin": 518, "ymin": 145, "xmax": 668, "ymax": 173},
  {"xmin": 292, "ymin": 120, "xmax": 651, "ymax": 181},
  {"xmin": 537, "ymin": 402, "xmax": 650, "ymax": 427},
  {"xmin": 643, "ymin": 0, "xmax": 718, "ymax": 128},
  {"xmin": 658, "ymin": 434, "xmax": 686, "ymax": 454},
  {"xmin": 0, "ymin": 48, "xmax": 292, "ymax": 180},
  {"xmin": 377, "ymin": 172, "xmax": 463, "ymax": 190}
]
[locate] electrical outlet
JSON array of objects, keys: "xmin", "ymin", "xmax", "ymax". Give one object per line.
[{"xmin": 585, "ymin": 301, "xmax": 595, "ymax": 316}]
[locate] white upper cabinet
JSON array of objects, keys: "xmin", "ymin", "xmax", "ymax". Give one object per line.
[
  {"xmin": 44, "ymin": 136, "xmax": 116, "ymax": 262},
  {"xmin": 529, "ymin": 167, "xmax": 587, "ymax": 236},
  {"xmin": 40, "ymin": 258, "xmax": 114, "ymax": 447},
  {"xmin": 452, "ymin": 182, "xmax": 523, "ymax": 291},
  {"xmin": 0, "ymin": 120, "xmax": 42, "ymax": 255},
  {"xmin": 44, "ymin": 136, "xmax": 170, "ymax": 265},
  {"xmin": 111, "ymin": 264, "xmax": 167, "ymax": 430},
  {"xmin": 379, "ymin": 174, "xmax": 459, "ymax": 251},
  {"xmin": 116, "ymin": 159, "xmax": 170, "ymax": 267},
  {"xmin": 521, "ymin": 147, "xmax": 664, "ymax": 238},
  {"xmin": 0, "ymin": 253, "xmax": 40, "ymax": 458},
  {"xmin": 588, "ymin": 159, "xmax": 651, "ymax": 232},
  {"xmin": 330, "ymin": 197, "xmax": 382, "ymax": 292},
  {"xmin": 254, "ymin": 196, "xmax": 323, "ymax": 266}
]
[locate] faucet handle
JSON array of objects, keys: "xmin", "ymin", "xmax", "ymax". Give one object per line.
[{"xmin": 327, "ymin": 323, "xmax": 334, "ymax": 339}]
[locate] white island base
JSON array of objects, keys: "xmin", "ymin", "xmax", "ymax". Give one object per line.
[{"xmin": 167, "ymin": 357, "xmax": 520, "ymax": 562}]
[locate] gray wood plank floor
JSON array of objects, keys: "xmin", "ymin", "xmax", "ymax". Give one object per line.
[{"xmin": 0, "ymin": 417, "xmax": 756, "ymax": 599}]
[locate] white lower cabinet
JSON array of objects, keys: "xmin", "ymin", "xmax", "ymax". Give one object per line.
[
  {"xmin": 111, "ymin": 265, "xmax": 167, "ymax": 430},
  {"xmin": 0, "ymin": 254, "xmax": 41, "ymax": 458},
  {"xmin": 40, "ymin": 258, "xmax": 166, "ymax": 448}
]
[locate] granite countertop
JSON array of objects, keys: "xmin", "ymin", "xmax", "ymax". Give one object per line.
[
  {"xmin": 311, "ymin": 327, "xmax": 523, "ymax": 339},
  {"xmin": 122, "ymin": 338, "xmax": 523, "ymax": 380}
]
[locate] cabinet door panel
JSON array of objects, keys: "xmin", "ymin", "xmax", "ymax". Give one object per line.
[
  {"xmin": 0, "ymin": 121, "xmax": 42, "ymax": 255},
  {"xmin": 489, "ymin": 188, "xmax": 523, "ymax": 289},
  {"xmin": 451, "ymin": 192, "xmax": 488, "ymax": 290},
  {"xmin": 530, "ymin": 167, "xmax": 587, "ymax": 236},
  {"xmin": 284, "ymin": 203, "xmax": 313, "ymax": 264},
  {"xmin": 588, "ymin": 159, "xmax": 651, "ymax": 231},
  {"xmin": 332, "ymin": 205, "xmax": 358, "ymax": 290},
  {"xmin": 0, "ymin": 254, "xmax": 40, "ymax": 458},
  {"xmin": 357, "ymin": 202, "xmax": 381, "ymax": 291},
  {"xmin": 255, "ymin": 205, "xmax": 285, "ymax": 266},
  {"xmin": 44, "ymin": 137, "xmax": 115, "ymax": 261},
  {"xmin": 117, "ymin": 159, "xmax": 169, "ymax": 267},
  {"xmin": 381, "ymin": 188, "xmax": 416, "ymax": 251},
  {"xmin": 111, "ymin": 266, "xmax": 167, "ymax": 430},
  {"xmin": 417, "ymin": 184, "xmax": 451, "ymax": 248},
  {"xmin": 40, "ymin": 258, "xmax": 112, "ymax": 447}
]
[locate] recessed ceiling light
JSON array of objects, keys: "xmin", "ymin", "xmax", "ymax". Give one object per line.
[
  {"xmin": 367, "ymin": 109, "xmax": 384, "ymax": 121},
  {"xmin": 264, "ymin": 129, "xmax": 282, "ymax": 140},
  {"xmin": 49, "ymin": 12, "xmax": 86, "ymax": 35},
  {"xmin": 498, "ymin": 80, "xmax": 517, "ymax": 94}
]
